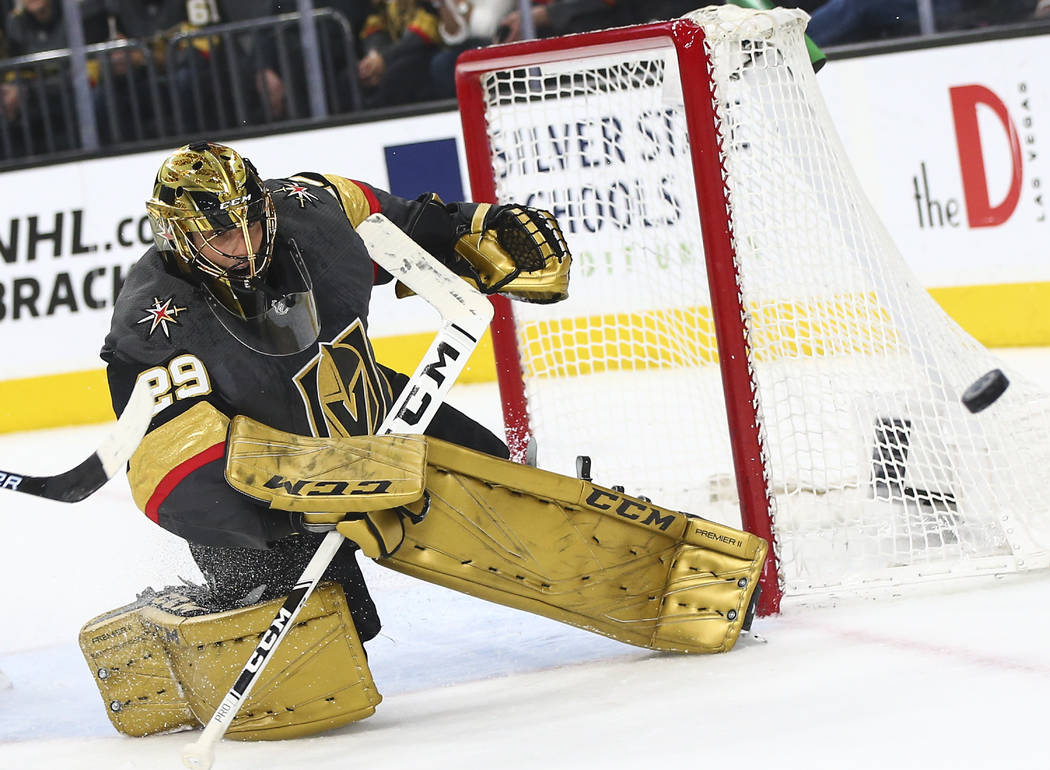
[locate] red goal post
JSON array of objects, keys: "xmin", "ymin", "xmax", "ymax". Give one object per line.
[
  {"xmin": 457, "ymin": 17, "xmax": 779, "ymax": 612},
  {"xmin": 454, "ymin": 7, "xmax": 1050, "ymax": 615}
]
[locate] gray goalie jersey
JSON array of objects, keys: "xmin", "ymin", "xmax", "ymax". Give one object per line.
[{"xmin": 102, "ymin": 173, "xmax": 499, "ymax": 550}]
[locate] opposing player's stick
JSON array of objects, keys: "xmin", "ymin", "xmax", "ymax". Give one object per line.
[
  {"xmin": 181, "ymin": 213, "xmax": 494, "ymax": 770},
  {"xmin": 0, "ymin": 377, "xmax": 154, "ymax": 503}
]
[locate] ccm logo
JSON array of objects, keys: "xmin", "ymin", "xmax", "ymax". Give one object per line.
[
  {"xmin": 245, "ymin": 607, "xmax": 293, "ymax": 674},
  {"xmin": 141, "ymin": 619, "xmax": 180, "ymax": 644},
  {"xmin": 231, "ymin": 588, "xmax": 307, "ymax": 698},
  {"xmin": 584, "ymin": 488, "xmax": 675, "ymax": 531},
  {"xmin": 220, "ymin": 194, "xmax": 251, "ymax": 210},
  {"xmin": 400, "ymin": 341, "xmax": 460, "ymax": 426},
  {"xmin": 263, "ymin": 477, "xmax": 393, "ymax": 497}
]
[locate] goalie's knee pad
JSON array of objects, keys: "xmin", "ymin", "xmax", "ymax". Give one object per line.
[{"xmin": 78, "ymin": 581, "xmax": 380, "ymax": 740}]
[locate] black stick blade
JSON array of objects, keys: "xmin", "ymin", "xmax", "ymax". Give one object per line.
[
  {"xmin": 0, "ymin": 454, "xmax": 107, "ymax": 503},
  {"xmin": 0, "ymin": 379, "xmax": 154, "ymax": 503}
]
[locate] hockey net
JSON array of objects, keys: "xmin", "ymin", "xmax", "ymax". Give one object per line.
[{"xmin": 454, "ymin": 6, "xmax": 1050, "ymax": 613}]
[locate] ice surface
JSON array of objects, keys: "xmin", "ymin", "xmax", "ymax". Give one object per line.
[{"xmin": 2, "ymin": 354, "xmax": 1049, "ymax": 769}]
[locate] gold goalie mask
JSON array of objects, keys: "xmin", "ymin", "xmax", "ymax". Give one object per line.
[{"xmin": 146, "ymin": 142, "xmax": 320, "ymax": 356}]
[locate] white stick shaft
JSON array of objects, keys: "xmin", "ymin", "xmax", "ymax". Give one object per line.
[
  {"xmin": 183, "ymin": 214, "xmax": 492, "ymax": 769},
  {"xmin": 182, "ymin": 529, "xmax": 343, "ymax": 769}
]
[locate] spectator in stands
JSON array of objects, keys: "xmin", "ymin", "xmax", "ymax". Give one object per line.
[
  {"xmin": 2, "ymin": 0, "xmax": 108, "ymax": 154},
  {"xmin": 0, "ymin": 19, "xmax": 11, "ymax": 129},
  {"xmin": 805, "ymin": 0, "xmax": 965, "ymax": 45},
  {"xmin": 807, "ymin": 0, "xmax": 1045, "ymax": 46},
  {"xmin": 98, "ymin": 0, "xmax": 222, "ymax": 141},
  {"xmin": 4, "ymin": 0, "xmax": 109, "ymax": 58},
  {"xmin": 428, "ymin": 0, "xmax": 634, "ymax": 100},
  {"xmin": 428, "ymin": 0, "xmax": 515, "ymax": 100},
  {"xmin": 802, "ymin": 0, "xmax": 1050, "ymax": 45},
  {"xmin": 357, "ymin": 0, "xmax": 444, "ymax": 108},
  {"xmin": 1036, "ymin": 0, "xmax": 1050, "ymax": 16},
  {"xmin": 254, "ymin": 0, "xmax": 369, "ymax": 120},
  {"xmin": 973, "ymin": 0, "xmax": 1043, "ymax": 24},
  {"xmin": 269, "ymin": 0, "xmax": 369, "ymax": 56}
]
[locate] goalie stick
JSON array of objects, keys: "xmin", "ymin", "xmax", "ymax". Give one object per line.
[
  {"xmin": 182, "ymin": 213, "xmax": 495, "ymax": 770},
  {"xmin": 0, "ymin": 377, "xmax": 154, "ymax": 503}
]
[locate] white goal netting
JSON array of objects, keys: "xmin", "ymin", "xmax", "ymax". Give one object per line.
[{"xmin": 462, "ymin": 6, "xmax": 1050, "ymax": 601}]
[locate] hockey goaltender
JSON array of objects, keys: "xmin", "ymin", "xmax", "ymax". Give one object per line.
[{"xmin": 77, "ymin": 142, "xmax": 768, "ymax": 740}]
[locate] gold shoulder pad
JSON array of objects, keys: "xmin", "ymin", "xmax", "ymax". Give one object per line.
[{"xmin": 297, "ymin": 173, "xmax": 376, "ymax": 227}]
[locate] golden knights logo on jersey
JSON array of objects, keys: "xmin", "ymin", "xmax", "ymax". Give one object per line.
[{"xmin": 293, "ymin": 320, "xmax": 393, "ymax": 438}]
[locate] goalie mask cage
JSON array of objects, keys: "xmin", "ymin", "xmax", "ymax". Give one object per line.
[{"xmin": 454, "ymin": 6, "xmax": 1050, "ymax": 615}]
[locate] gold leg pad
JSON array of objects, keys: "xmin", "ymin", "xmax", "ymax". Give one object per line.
[
  {"xmin": 79, "ymin": 581, "xmax": 381, "ymax": 740},
  {"xmin": 379, "ymin": 438, "xmax": 768, "ymax": 653}
]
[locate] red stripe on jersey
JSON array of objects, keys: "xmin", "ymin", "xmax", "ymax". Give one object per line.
[
  {"xmin": 349, "ymin": 180, "xmax": 383, "ymax": 284},
  {"xmin": 350, "ymin": 180, "xmax": 382, "ymax": 214},
  {"xmin": 144, "ymin": 442, "xmax": 226, "ymax": 524}
]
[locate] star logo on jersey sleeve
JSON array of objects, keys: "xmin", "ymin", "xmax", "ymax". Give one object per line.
[
  {"xmin": 278, "ymin": 182, "xmax": 320, "ymax": 207},
  {"xmin": 137, "ymin": 296, "xmax": 187, "ymax": 339}
]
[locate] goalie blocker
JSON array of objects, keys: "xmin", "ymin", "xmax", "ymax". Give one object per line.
[{"xmin": 226, "ymin": 417, "xmax": 767, "ymax": 655}]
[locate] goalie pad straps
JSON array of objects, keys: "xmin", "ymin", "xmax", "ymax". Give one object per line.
[
  {"xmin": 453, "ymin": 204, "xmax": 571, "ymax": 304},
  {"xmin": 78, "ymin": 582, "xmax": 380, "ymax": 740},
  {"xmin": 333, "ymin": 506, "xmax": 405, "ymax": 559}
]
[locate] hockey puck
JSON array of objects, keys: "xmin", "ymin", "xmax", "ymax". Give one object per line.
[{"xmin": 961, "ymin": 368, "xmax": 1009, "ymax": 413}]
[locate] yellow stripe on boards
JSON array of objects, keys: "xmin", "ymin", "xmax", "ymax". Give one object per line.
[
  {"xmin": 927, "ymin": 282, "xmax": 1050, "ymax": 348},
  {"xmin": 0, "ymin": 331, "xmax": 498, "ymax": 434},
  {"xmin": 1, "ymin": 282, "xmax": 1048, "ymax": 433},
  {"xmin": 0, "ymin": 369, "xmax": 115, "ymax": 433},
  {"xmin": 517, "ymin": 283, "xmax": 1050, "ymax": 377},
  {"xmin": 370, "ymin": 329, "xmax": 496, "ymax": 383}
]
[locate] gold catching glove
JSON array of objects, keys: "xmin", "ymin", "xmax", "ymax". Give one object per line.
[{"xmin": 454, "ymin": 204, "xmax": 571, "ymax": 303}]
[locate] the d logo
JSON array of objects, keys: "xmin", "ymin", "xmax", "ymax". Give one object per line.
[{"xmin": 950, "ymin": 84, "xmax": 1023, "ymax": 228}]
